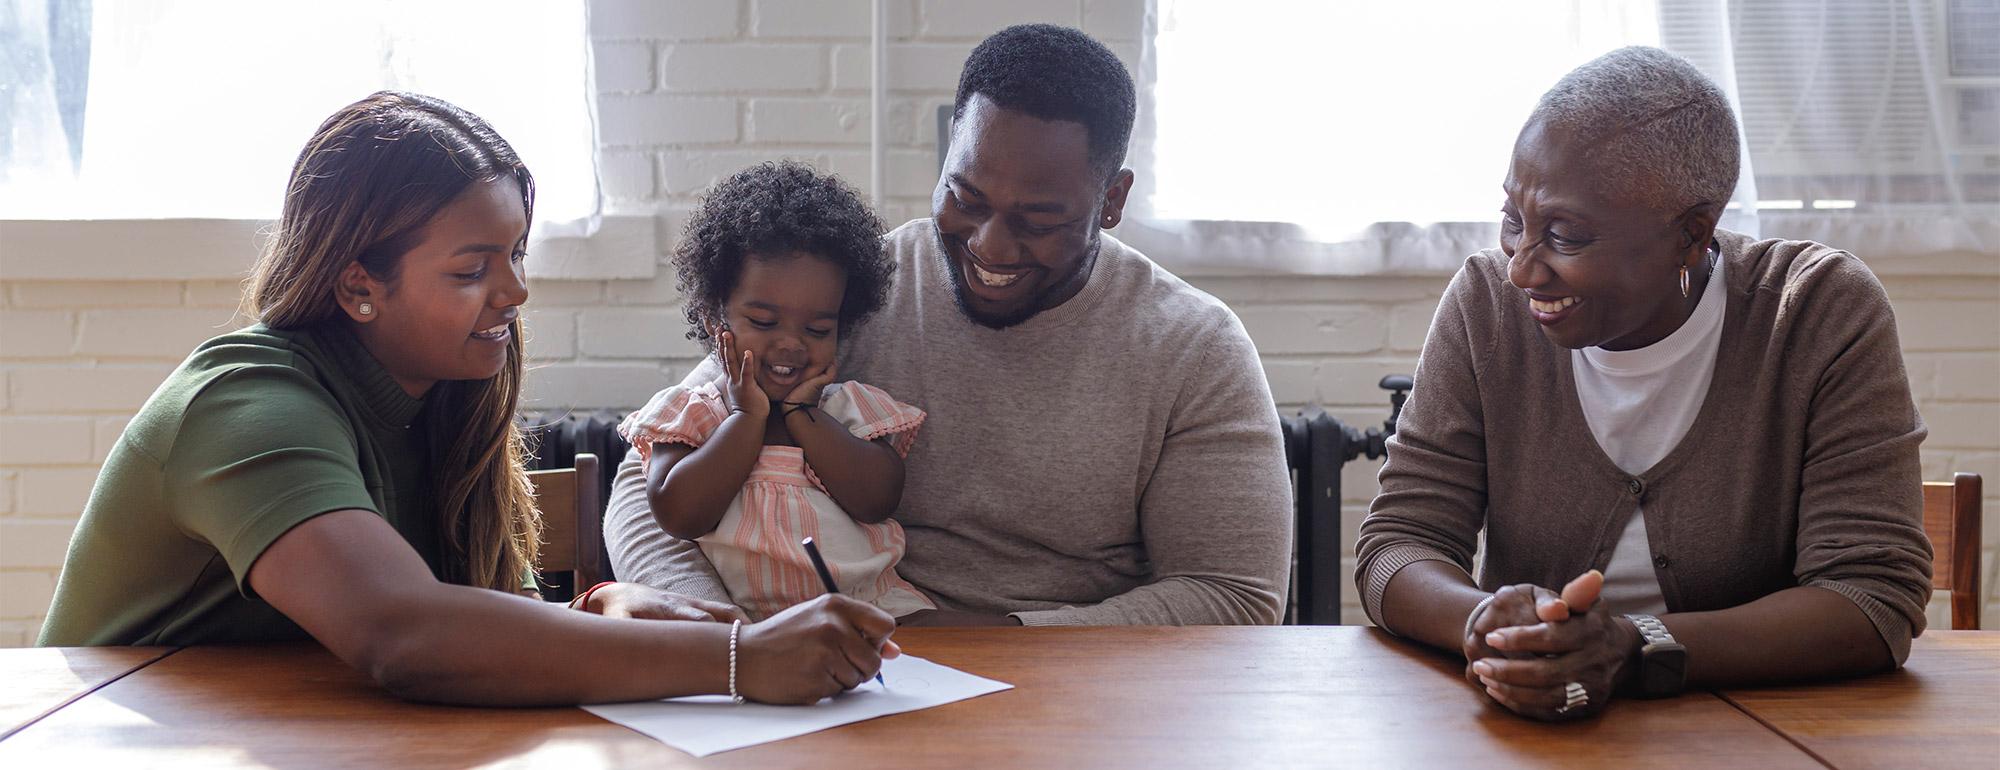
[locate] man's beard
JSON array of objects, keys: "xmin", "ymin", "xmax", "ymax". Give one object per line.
[{"xmin": 935, "ymin": 227, "xmax": 1099, "ymax": 330}]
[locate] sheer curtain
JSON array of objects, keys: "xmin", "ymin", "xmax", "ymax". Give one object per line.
[
  {"xmin": 1125, "ymin": 0, "xmax": 1997, "ymax": 273},
  {"xmin": 1670, "ymin": 0, "xmax": 1999, "ymax": 257},
  {"xmin": 0, "ymin": 0, "xmax": 601, "ymax": 239}
]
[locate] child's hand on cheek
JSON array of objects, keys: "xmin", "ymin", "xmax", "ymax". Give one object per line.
[
  {"xmin": 716, "ymin": 330, "xmax": 771, "ymax": 421},
  {"xmin": 784, "ymin": 362, "xmax": 839, "ymax": 408}
]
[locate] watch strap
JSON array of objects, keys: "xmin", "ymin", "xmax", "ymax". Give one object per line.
[
  {"xmin": 1624, "ymin": 613, "xmax": 1676, "ymax": 646},
  {"xmin": 1623, "ymin": 613, "xmax": 1687, "ymax": 698}
]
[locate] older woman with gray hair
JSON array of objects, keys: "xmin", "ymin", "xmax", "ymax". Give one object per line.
[{"xmin": 1355, "ymin": 47, "xmax": 1932, "ymax": 721}]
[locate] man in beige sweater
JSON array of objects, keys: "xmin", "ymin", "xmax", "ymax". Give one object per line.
[{"xmin": 603, "ymin": 25, "xmax": 1293, "ymax": 625}]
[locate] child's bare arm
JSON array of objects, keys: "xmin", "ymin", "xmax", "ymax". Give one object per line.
[
  {"xmin": 777, "ymin": 364, "xmax": 906, "ymax": 524},
  {"xmin": 786, "ymin": 407, "xmax": 905, "ymax": 524},
  {"xmin": 644, "ymin": 419, "xmax": 763, "ymax": 539},
  {"xmin": 646, "ymin": 335, "xmax": 769, "ymax": 539}
]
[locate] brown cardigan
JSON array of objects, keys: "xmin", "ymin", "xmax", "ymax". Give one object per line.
[{"xmin": 1356, "ymin": 230, "xmax": 1932, "ymax": 663}]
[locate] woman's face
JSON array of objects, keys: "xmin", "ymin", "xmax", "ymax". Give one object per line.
[
  {"xmin": 347, "ymin": 177, "xmax": 530, "ymax": 398},
  {"xmin": 1500, "ymin": 119, "xmax": 1705, "ymax": 351},
  {"xmin": 717, "ymin": 252, "xmax": 846, "ymax": 402}
]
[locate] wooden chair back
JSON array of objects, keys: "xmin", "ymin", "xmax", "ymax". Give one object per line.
[
  {"xmin": 528, "ymin": 452, "xmax": 605, "ymax": 593},
  {"xmin": 1922, "ymin": 472, "xmax": 1982, "ymax": 630}
]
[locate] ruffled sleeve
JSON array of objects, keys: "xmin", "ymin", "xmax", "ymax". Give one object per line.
[
  {"xmin": 617, "ymin": 382, "xmax": 730, "ymax": 463},
  {"xmin": 816, "ymin": 381, "xmax": 926, "ymax": 457}
]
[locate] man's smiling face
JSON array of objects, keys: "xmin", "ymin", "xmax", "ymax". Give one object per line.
[{"xmin": 931, "ymin": 93, "xmax": 1130, "ymax": 329}]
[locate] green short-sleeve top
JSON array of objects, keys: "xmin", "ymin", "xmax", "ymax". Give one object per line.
[{"xmin": 39, "ymin": 323, "xmax": 441, "ymax": 646}]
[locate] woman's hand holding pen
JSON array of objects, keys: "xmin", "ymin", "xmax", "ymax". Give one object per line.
[{"xmin": 736, "ymin": 594, "xmax": 900, "ymax": 705}]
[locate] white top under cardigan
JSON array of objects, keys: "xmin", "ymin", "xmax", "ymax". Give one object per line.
[{"xmin": 1574, "ymin": 251, "xmax": 1727, "ymax": 616}]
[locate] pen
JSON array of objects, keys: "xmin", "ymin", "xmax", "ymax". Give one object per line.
[{"xmin": 801, "ymin": 537, "xmax": 886, "ymax": 687}]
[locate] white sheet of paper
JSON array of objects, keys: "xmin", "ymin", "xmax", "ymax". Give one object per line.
[{"xmin": 581, "ymin": 654, "xmax": 1013, "ymax": 757}]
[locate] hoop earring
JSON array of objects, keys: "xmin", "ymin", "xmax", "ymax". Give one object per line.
[
  {"xmin": 358, "ymin": 302, "xmax": 374, "ymax": 316},
  {"xmin": 1678, "ymin": 266, "xmax": 1690, "ymax": 298}
]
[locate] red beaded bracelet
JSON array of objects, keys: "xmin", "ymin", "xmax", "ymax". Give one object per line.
[{"xmin": 569, "ymin": 581, "xmax": 618, "ymax": 612}]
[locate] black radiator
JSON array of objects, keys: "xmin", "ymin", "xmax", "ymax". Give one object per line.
[{"xmin": 1281, "ymin": 374, "xmax": 1409, "ymax": 625}]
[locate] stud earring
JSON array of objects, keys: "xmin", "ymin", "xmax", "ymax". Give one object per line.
[
  {"xmin": 1678, "ymin": 266, "xmax": 1690, "ymax": 298},
  {"xmin": 358, "ymin": 302, "xmax": 374, "ymax": 316}
]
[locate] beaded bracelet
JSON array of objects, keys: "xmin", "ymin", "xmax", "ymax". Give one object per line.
[{"xmin": 728, "ymin": 619, "xmax": 746, "ymax": 704}]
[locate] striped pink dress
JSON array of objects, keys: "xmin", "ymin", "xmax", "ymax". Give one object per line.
[{"xmin": 618, "ymin": 380, "xmax": 935, "ymax": 620}]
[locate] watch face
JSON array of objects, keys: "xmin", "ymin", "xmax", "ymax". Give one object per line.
[{"xmin": 1642, "ymin": 643, "xmax": 1688, "ymax": 696}]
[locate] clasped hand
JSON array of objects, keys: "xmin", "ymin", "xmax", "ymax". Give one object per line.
[{"xmin": 1461, "ymin": 569, "xmax": 1643, "ymax": 721}]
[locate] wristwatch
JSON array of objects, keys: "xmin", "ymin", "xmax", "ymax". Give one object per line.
[{"xmin": 1623, "ymin": 614, "xmax": 1687, "ymax": 698}]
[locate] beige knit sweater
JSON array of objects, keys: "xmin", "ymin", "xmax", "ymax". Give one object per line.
[{"xmin": 1356, "ymin": 230, "xmax": 1933, "ymax": 663}]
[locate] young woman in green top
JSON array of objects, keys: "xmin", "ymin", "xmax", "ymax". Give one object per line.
[{"xmin": 41, "ymin": 92, "xmax": 897, "ymax": 706}]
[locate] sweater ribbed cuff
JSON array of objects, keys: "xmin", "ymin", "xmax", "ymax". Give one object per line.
[
  {"xmin": 1361, "ymin": 544, "xmax": 1465, "ymax": 635},
  {"xmin": 1805, "ymin": 578, "xmax": 1916, "ymax": 666}
]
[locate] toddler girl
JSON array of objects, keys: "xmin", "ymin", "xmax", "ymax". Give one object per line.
[{"xmin": 619, "ymin": 162, "xmax": 933, "ymax": 621}]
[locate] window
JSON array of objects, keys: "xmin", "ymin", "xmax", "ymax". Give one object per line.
[
  {"xmin": 1147, "ymin": 0, "xmax": 1661, "ymax": 233},
  {"xmin": 1666, "ymin": 0, "xmax": 2000, "ymax": 217},
  {"xmin": 1136, "ymin": 0, "xmax": 1997, "ymax": 270},
  {"xmin": 0, "ymin": 0, "xmax": 599, "ymax": 238}
]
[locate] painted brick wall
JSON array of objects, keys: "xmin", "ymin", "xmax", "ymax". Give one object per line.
[{"xmin": 1, "ymin": 0, "xmax": 1994, "ymax": 644}]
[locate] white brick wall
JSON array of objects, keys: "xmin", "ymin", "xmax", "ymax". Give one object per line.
[
  {"xmin": 598, "ymin": 95, "xmax": 739, "ymax": 145},
  {"xmin": 918, "ymin": 0, "xmax": 1079, "ymax": 37},
  {"xmin": 590, "ymin": 0, "xmax": 741, "ymax": 41},
  {"xmin": 753, "ymin": 0, "xmax": 917, "ymax": 39},
  {"xmin": 1, "ymin": 0, "xmax": 1994, "ymax": 644}
]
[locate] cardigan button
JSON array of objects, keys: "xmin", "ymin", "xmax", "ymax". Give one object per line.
[
  {"xmin": 1654, "ymin": 554, "xmax": 1670, "ymax": 569},
  {"xmin": 1626, "ymin": 478, "xmax": 1644, "ymax": 495}
]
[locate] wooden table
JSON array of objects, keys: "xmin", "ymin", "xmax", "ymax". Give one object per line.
[
  {"xmin": 1717, "ymin": 631, "xmax": 2000, "ymax": 770},
  {"xmin": 0, "ymin": 628, "xmax": 1990, "ymax": 768},
  {"xmin": 0, "ymin": 646, "xmax": 172, "ymax": 740}
]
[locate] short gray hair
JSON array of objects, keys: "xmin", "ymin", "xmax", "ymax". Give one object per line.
[{"xmin": 1528, "ymin": 46, "xmax": 1741, "ymax": 216}]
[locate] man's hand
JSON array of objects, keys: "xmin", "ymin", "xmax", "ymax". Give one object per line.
[{"xmin": 582, "ymin": 583, "xmax": 747, "ymax": 622}]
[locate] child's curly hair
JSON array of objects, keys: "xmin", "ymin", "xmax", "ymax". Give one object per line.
[{"xmin": 675, "ymin": 161, "xmax": 890, "ymax": 351}]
